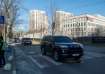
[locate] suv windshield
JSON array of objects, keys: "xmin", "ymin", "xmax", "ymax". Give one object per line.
[
  {"xmin": 53, "ymin": 36, "xmax": 73, "ymax": 43},
  {"xmin": 22, "ymin": 38, "xmax": 31, "ymax": 41}
]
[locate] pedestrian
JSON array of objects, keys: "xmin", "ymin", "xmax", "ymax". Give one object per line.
[{"xmin": 0, "ymin": 32, "xmax": 5, "ymax": 67}]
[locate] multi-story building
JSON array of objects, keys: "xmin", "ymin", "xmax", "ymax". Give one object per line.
[
  {"xmin": 29, "ymin": 10, "xmax": 49, "ymax": 38},
  {"xmin": 54, "ymin": 11, "xmax": 74, "ymax": 34},
  {"xmin": 54, "ymin": 11, "xmax": 105, "ymax": 38}
]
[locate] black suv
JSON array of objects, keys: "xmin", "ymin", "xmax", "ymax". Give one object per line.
[
  {"xmin": 21, "ymin": 38, "xmax": 32, "ymax": 45},
  {"xmin": 41, "ymin": 36, "xmax": 84, "ymax": 62}
]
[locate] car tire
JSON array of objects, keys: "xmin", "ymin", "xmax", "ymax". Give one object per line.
[
  {"xmin": 41, "ymin": 48, "xmax": 46, "ymax": 55},
  {"xmin": 53, "ymin": 51, "xmax": 60, "ymax": 61}
]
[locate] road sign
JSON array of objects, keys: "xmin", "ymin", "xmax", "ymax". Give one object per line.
[{"xmin": 0, "ymin": 16, "xmax": 5, "ymax": 24}]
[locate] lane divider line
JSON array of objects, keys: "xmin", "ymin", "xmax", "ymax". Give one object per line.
[
  {"xmin": 40, "ymin": 55, "xmax": 62, "ymax": 66},
  {"xmin": 28, "ymin": 56, "xmax": 47, "ymax": 69}
]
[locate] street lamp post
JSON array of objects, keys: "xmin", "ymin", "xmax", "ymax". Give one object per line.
[{"xmin": 49, "ymin": 0, "xmax": 56, "ymax": 36}]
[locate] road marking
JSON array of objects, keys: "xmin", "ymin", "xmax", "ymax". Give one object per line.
[
  {"xmin": 9, "ymin": 43, "xmax": 21, "ymax": 46},
  {"xmin": 28, "ymin": 56, "xmax": 47, "ymax": 69},
  {"xmin": 40, "ymin": 55, "xmax": 62, "ymax": 66},
  {"xmin": 83, "ymin": 52, "xmax": 105, "ymax": 60}
]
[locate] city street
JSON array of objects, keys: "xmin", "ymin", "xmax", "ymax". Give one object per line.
[
  {"xmin": 0, "ymin": 0, "xmax": 105, "ymax": 74},
  {"xmin": 13, "ymin": 44, "xmax": 105, "ymax": 74}
]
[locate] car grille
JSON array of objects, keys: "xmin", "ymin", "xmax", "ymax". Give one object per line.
[{"xmin": 61, "ymin": 47, "xmax": 82, "ymax": 54}]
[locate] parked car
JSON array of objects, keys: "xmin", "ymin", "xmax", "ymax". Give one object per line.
[
  {"xmin": 14, "ymin": 38, "xmax": 20, "ymax": 43},
  {"xmin": 41, "ymin": 36, "xmax": 84, "ymax": 62},
  {"xmin": 21, "ymin": 38, "xmax": 32, "ymax": 45}
]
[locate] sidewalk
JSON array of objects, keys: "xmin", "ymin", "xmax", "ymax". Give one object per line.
[{"xmin": 0, "ymin": 45, "xmax": 13, "ymax": 74}]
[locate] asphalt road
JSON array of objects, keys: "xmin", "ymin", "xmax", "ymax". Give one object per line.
[{"xmin": 13, "ymin": 44, "xmax": 105, "ymax": 74}]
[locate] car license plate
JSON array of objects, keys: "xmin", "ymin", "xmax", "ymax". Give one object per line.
[{"xmin": 72, "ymin": 54, "xmax": 79, "ymax": 56}]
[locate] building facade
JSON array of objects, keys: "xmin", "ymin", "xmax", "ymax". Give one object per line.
[
  {"xmin": 54, "ymin": 11, "xmax": 105, "ymax": 38},
  {"xmin": 54, "ymin": 11, "xmax": 74, "ymax": 35},
  {"xmin": 29, "ymin": 10, "xmax": 49, "ymax": 38}
]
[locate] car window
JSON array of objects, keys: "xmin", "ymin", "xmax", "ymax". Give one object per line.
[{"xmin": 53, "ymin": 36, "xmax": 73, "ymax": 43}]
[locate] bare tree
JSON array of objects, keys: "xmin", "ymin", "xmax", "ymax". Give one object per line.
[{"xmin": 0, "ymin": 0, "xmax": 22, "ymax": 38}]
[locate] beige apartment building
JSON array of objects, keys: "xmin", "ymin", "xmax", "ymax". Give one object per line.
[
  {"xmin": 54, "ymin": 11, "xmax": 105, "ymax": 38},
  {"xmin": 29, "ymin": 10, "xmax": 49, "ymax": 38},
  {"xmin": 54, "ymin": 11, "xmax": 74, "ymax": 34}
]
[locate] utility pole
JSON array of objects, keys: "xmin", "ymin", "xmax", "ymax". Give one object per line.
[{"xmin": 49, "ymin": 0, "xmax": 56, "ymax": 36}]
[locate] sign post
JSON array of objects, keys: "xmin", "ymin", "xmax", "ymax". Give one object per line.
[
  {"xmin": 0, "ymin": 16, "xmax": 5, "ymax": 42},
  {"xmin": 0, "ymin": 16, "xmax": 5, "ymax": 24}
]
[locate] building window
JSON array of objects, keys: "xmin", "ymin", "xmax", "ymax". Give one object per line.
[
  {"xmin": 68, "ymin": 24, "xmax": 69, "ymax": 27},
  {"xmin": 78, "ymin": 23, "xmax": 80, "ymax": 26},
  {"xmin": 71, "ymin": 24, "xmax": 72, "ymax": 27},
  {"xmin": 66, "ymin": 24, "xmax": 67, "ymax": 27},
  {"xmin": 84, "ymin": 22, "xmax": 86, "ymax": 26},
  {"xmin": 68, "ymin": 29, "xmax": 69, "ymax": 31},
  {"xmin": 73, "ymin": 24, "xmax": 75, "ymax": 27},
  {"xmin": 64, "ymin": 25, "xmax": 65, "ymax": 27}
]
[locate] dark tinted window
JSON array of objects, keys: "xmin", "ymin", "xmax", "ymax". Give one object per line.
[
  {"xmin": 53, "ymin": 36, "xmax": 73, "ymax": 43},
  {"xmin": 22, "ymin": 38, "xmax": 31, "ymax": 41}
]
